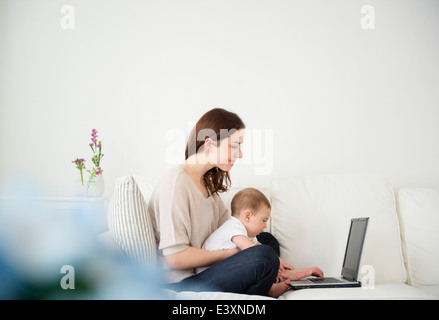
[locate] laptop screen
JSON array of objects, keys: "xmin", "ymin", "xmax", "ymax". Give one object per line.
[{"xmin": 341, "ymin": 217, "xmax": 369, "ymax": 281}]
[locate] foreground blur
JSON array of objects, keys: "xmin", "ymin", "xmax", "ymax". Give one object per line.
[{"xmin": 0, "ymin": 177, "xmax": 168, "ymax": 300}]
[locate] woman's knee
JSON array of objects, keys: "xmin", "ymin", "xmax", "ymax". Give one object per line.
[
  {"xmin": 248, "ymin": 245, "xmax": 279, "ymax": 270},
  {"xmin": 257, "ymin": 232, "xmax": 280, "ymax": 256}
]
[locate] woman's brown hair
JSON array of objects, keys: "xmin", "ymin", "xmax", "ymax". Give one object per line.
[{"xmin": 185, "ymin": 108, "xmax": 245, "ymax": 195}]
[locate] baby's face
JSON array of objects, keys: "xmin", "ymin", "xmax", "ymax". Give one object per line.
[{"xmin": 246, "ymin": 206, "xmax": 271, "ymax": 237}]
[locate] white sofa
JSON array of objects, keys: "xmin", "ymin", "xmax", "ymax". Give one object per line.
[{"xmin": 102, "ymin": 174, "xmax": 439, "ymax": 300}]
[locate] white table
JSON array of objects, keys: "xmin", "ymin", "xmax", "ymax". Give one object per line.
[{"xmin": 0, "ymin": 195, "xmax": 109, "ymax": 234}]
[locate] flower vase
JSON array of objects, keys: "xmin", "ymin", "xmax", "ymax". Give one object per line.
[
  {"xmin": 96, "ymin": 174, "xmax": 105, "ymax": 196},
  {"xmin": 87, "ymin": 174, "xmax": 105, "ymax": 197}
]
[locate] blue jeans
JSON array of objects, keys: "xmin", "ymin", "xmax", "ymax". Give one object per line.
[{"xmin": 166, "ymin": 233, "xmax": 280, "ymax": 296}]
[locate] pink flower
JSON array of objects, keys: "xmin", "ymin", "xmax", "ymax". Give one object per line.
[{"xmin": 73, "ymin": 129, "xmax": 103, "ymax": 182}]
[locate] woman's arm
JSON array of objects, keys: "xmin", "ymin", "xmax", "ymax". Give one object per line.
[{"xmin": 165, "ymin": 246, "xmax": 240, "ymax": 270}]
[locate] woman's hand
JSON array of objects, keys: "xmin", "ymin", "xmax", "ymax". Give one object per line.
[
  {"xmin": 222, "ymin": 247, "xmax": 241, "ymax": 260},
  {"xmin": 277, "ymin": 258, "xmax": 294, "ymax": 281},
  {"xmin": 283, "ymin": 267, "xmax": 324, "ymax": 281}
]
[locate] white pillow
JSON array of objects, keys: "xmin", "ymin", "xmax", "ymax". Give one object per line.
[
  {"xmin": 397, "ymin": 188, "xmax": 439, "ymax": 287},
  {"xmin": 107, "ymin": 175, "xmax": 156, "ymax": 265},
  {"xmin": 269, "ymin": 174, "xmax": 407, "ymax": 283}
]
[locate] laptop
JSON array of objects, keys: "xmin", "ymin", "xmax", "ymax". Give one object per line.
[{"xmin": 290, "ymin": 217, "xmax": 369, "ymax": 290}]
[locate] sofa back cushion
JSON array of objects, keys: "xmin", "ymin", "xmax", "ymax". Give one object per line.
[
  {"xmin": 269, "ymin": 174, "xmax": 407, "ymax": 283},
  {"xmin": 396, "ymin": 188, "xmax": 439, "ymax": 287},
  {"xmin": 107, "ymin": 175, "xmax": 156, "ymax": 265}
]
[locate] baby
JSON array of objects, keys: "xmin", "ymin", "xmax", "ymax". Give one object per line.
[{"xmin": 198, "ymin": 187, "xmax": 324, "ymax": 298}]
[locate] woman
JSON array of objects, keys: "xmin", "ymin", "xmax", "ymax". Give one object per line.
[{"xmin": 148, "ymin": 108, "xmax": 294, "ymax": 297}]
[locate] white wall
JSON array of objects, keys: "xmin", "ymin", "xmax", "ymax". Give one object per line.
[{"xmin": 1, "ymin": 0, "xmax": 438, "ymax": 199}]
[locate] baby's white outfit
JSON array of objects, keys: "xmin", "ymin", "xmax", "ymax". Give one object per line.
[{"xmin": 196, "ymin": 216, "xmax": 258, "ymax": 274}]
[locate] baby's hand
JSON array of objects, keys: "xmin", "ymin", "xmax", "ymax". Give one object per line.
[
  {"xmin": 276, "ymin": 270, "xmax": 284, "ymax": 283},
  {"xmin": 279, "ymin": 258, "xmax": 294, "ymax": 272}
]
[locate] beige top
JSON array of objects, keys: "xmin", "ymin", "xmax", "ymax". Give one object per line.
[{"xmin": 148, "ymin": 165, "xmax": 230, "ymax": 283}]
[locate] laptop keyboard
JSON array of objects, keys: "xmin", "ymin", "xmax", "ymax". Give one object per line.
[{"xmin": 309, "ymin": 277, "xmax": 344, "ymax": 284}]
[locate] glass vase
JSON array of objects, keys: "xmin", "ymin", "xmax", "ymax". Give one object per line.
[{"xmin": 87, "ymin": 174, "xmax": 105, "ymax": 197}]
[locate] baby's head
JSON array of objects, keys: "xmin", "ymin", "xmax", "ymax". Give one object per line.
[{"xmin": 231, "ymin": 188, "xmax": 271, "ymax": 237}]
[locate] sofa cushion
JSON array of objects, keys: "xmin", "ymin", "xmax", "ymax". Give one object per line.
[
  {"xmin": 282, "ymin": 282, "xmax": 437, "ymax": 300},
  {"xmin": 107, "ymin": 175, "xmax": 156, "ymax": 265},
  {"xmin": 396, "ymin": 188, "xmax": 439, "ymax": 287},
  {"xmin": 417, "ymin": 286, "xmax": 439, "ymax": 299},
  {"xmin": 269, "ymin": 174, "xmax": 407, "ymax": 283}
]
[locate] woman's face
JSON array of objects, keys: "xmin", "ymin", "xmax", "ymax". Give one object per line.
[{"xmin": 209, "ymin": 129, "xmax": 245, "ymax": 172}]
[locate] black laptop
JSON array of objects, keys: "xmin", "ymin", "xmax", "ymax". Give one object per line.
[{"xmin": 290, "ymin": 217, "xmax": 369, "ymax": 290}]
